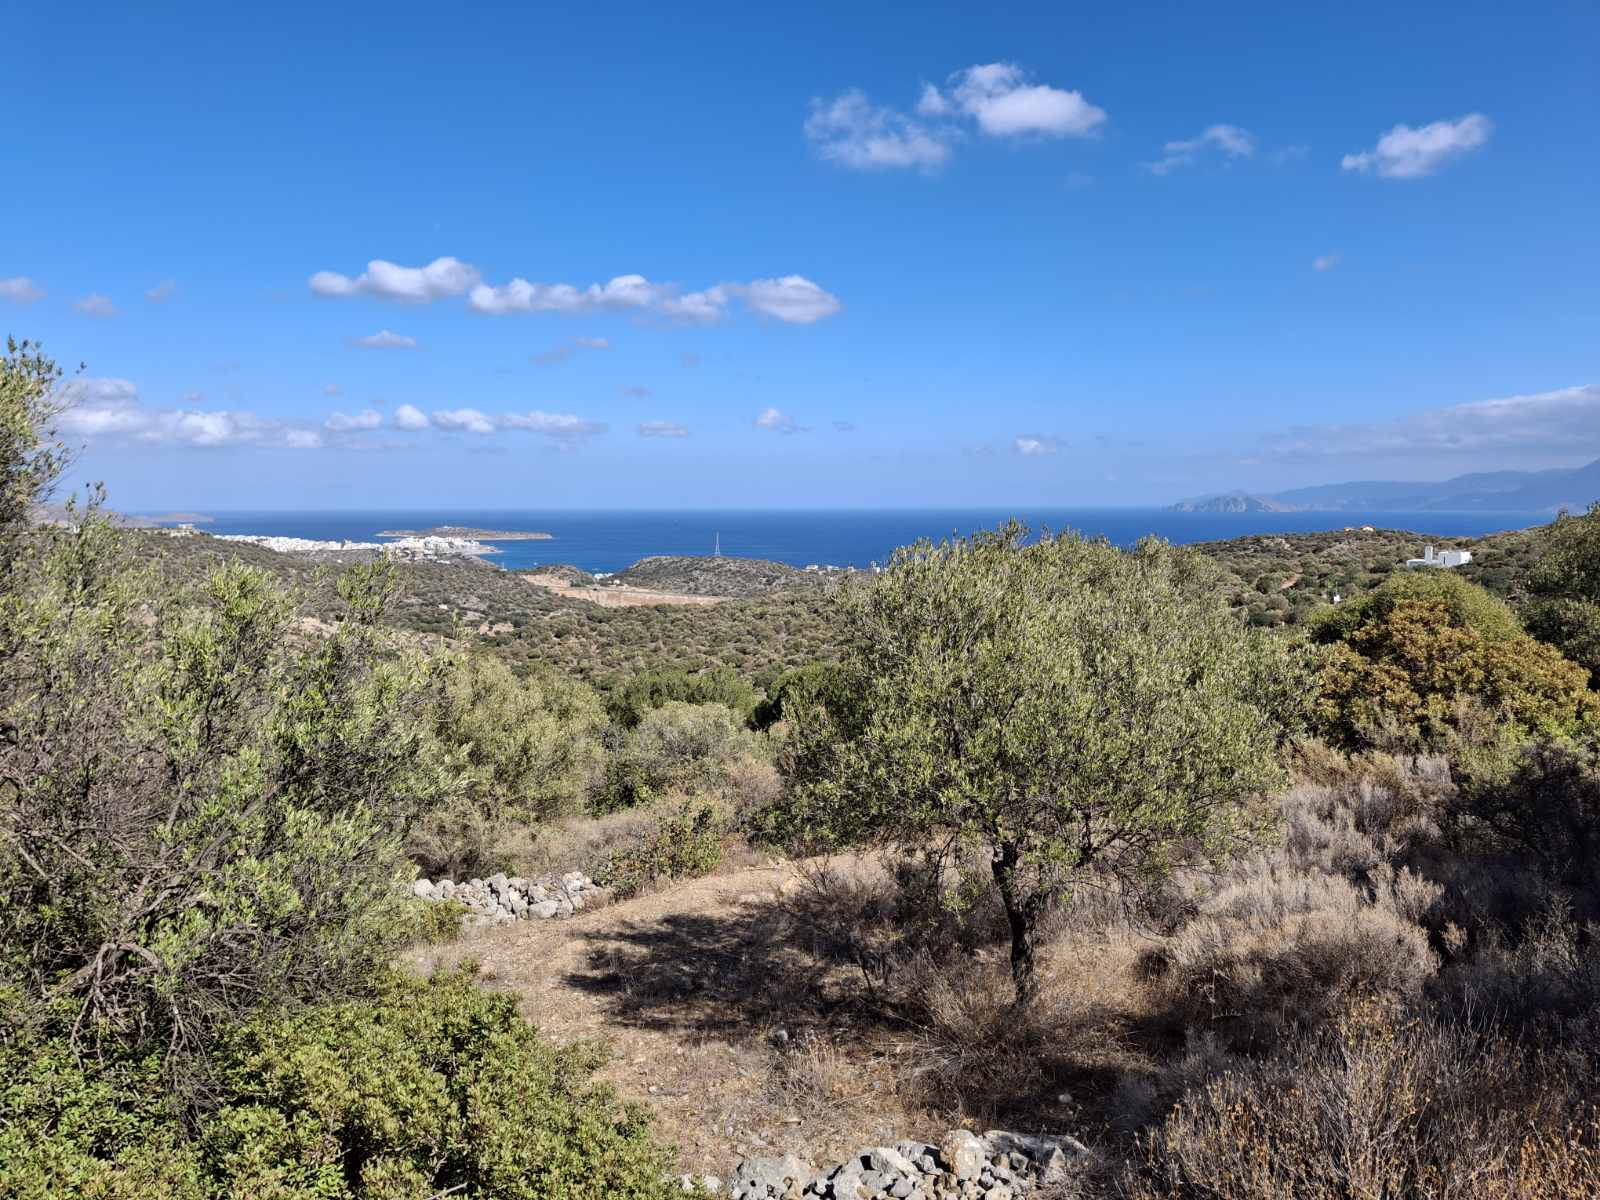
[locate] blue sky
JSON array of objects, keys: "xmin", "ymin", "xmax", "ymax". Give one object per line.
[{"xmin": 4, "ymin": 0, "xmax": 1596, "ymax": 509}]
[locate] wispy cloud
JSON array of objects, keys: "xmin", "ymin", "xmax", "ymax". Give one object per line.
[
  {"xmin": 312, "ymin": 258, "xmax": 839, "ymax": 326},
  {"xmin": 804, "ymin": 90, "xmax": 951, "ymax": 170},
  {"xmin": 322, "ymin": 383, "xmax": 342, "ymax": 396},
  {"xmin": 1, "ymin": 276, "xmax": 45, "ymax": 304},
  {"xmin": 428, "ymin": 407, "xmax": 609, "ymax": 444},
  {"xmin": 808, "ymin": 62, "xmax": 1104, "ymax": 172},
  {"xmin": 1258, "ymin": 384, "xmax": 1600, "ymax": 462},
  {"xmin": 351, "ymin": 329, "xmax": 417, "ymax": 349},
  {"xmin": 754, "ymin": 407, "xmax": 807, "ymax": 434},
  {"xmin": 532, "ymin": 335, "xmax": 612, "ymax": 364},
  {"xmin": 325, "ymin": 409, "xmax": 383, "ymax": 432},
  {"xmin": 310, "ymin": 256, "xmax": 480, "ymax": 303},
  {"xmin": 1145, "ymin": 123, "xmax": 1256, "ymax": 174},
  {"xmin": 145, "ymin": 280, "xmax": 177, "ymax": 302},
  {"xmin": 1342, "ymin": 114, "xmax": 1491, "ymax": 179},
  {"xmin": 73, "ymin": 293, "xmax": 118, "ymax": 318},
  {"xmin": 833, "ymin": 419, "xmax": 857, "ymax": 432},
  {"xmin": 55, "ymin": 378, "xmax": 321, "ymax": 449},
  {"xmin": 1014, "ymin": 434, "xmax": 1062, "ymax": 456},
  {"xmin": 637, "ymin": 420, "xmax": 690, "ymax": 438},
  {"xmin": 1313, "ymin": 252, "xmax": 1342, "ymax": 271},
  {"xmin": 622, "ymin": 385, "xmax": 652, "ymax": 398}
]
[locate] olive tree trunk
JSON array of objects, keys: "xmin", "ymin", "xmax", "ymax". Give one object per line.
[{"xmin": 991, "ymin": 841, "xmax": 1040, "ymax": 1010}]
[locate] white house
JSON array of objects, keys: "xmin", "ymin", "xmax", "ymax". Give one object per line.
[{"xmin": 1405, "ymin": 545, "xmax": 1472, "ymax": 569}]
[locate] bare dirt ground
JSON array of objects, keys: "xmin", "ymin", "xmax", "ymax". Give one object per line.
[
  {"xmin": 522, "ymin": 572, "xmax": 727, "ymax": 608},
  {"xmin": 407, "ymin": 857, "xmax": 931, "ymax": 1179}
]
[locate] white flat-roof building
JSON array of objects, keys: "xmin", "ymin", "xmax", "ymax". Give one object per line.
[{"xmin": 1405, "ymin": 545, "xmax": 1472, "ymax": 569}]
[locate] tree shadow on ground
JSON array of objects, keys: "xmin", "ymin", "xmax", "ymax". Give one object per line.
[{"xmin": 560, "ymin": 876, "xmax": 1151, "ymax": 1130}]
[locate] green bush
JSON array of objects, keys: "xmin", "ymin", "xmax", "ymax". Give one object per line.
[
  {"xmin": 606, "ymin": 666, "xmax": 758, "ymax": 728},
  {"xmin": 595, "ymin": 801, "xmax": 724, "ymax": 900},
  {"xmin": 1307, "ymin": 571, "xmax": 1595, "ymax": 749},
  {"xmin": 596, "ymin": 701, "xmax": 763, "ymax": 812},
  {"xmin": 0, "ymin": 970, "xmax": 682, "ymax": 1200}
]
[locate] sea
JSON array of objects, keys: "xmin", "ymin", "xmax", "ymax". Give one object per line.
[{"xmin": 141, "ymin": 509, "xmax": 1551, "ymax": 575}]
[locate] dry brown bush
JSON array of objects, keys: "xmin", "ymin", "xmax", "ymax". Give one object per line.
[{"xmin": 1124, "ymin": 1000, "xmax": 1600, "ymax": 1200}]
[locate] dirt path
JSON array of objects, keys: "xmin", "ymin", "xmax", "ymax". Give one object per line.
[
  {"xmin": 407, "ymin": 858, "xmax": 915, "ymax": 1178},
  {"xmin": 522, "ymin": 573, "xmax": 726, "ymax": 608}
]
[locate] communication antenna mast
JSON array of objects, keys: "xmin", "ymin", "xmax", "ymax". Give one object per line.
[{"xmin": 714, "ymin": 531, "xmax": 721, "ymax": 557}]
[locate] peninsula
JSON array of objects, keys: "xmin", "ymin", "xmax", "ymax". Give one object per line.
[{"xmin": 375, "ymin": 525, "xmax": 553, "ymax": 540}]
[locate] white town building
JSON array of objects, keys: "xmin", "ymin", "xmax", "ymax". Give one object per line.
[{"xmin": 1405, "ymin": 545, "xmax": 1472, "ymax": 569}]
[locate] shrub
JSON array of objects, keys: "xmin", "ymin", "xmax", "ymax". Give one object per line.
[
  {"xmin": 0, "ymin": 969, "xmax": 683, "ymax": 1200},
  {"xmin": 595, "ymin": 799, "xmax": 724, "ymax": 900},
  {"xmin": 1453, "ymin": 734, "xmax": 1600, "ymax": 887},
  {"xmin": 606, "ymin": 666, "xmax": 758, "ymax": 728},
  {"xmin": 1126, "ymin": 1000, "xmax": 1600, "ymax": 1200},
  {"xmin": 1154, "ymin": 869, "xmax": 1438, "ymax": 1049},
  {"xmin": 596, "ymin": 700, "xmax": 763, "ymax": 813},
  {"xmin": 1308, "ymin": 571, "xmax": 1595, "ymax": 749}
]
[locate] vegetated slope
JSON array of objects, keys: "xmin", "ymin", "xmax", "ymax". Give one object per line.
[
  {"xmin": 142, "ymin": 522, "xmax": 1548, "ymax": 673},
  {"xmin": 142, "ymin": 533, "xmax": 845, "ymax": 684},
  {"xmin": 1188, "ymin": 524, "xmax": 1543, "ymax": 629},
  {"xmin": 609, "ymin": 555, "xmax": 829, "ymax": 597}
]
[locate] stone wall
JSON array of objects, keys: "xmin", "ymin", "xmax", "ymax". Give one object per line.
[{"xmin": 411, "ymin": 870, "xmax": 600, "ymax": 927}]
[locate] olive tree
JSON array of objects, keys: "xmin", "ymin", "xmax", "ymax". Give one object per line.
[{"xmin": 784, "ymin": 523, "xmax": 1304, "ymax": 1006}]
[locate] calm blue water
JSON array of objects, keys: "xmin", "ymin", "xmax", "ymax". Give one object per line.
[{"xmin": 149, "ymin": 509, "xmax": 1546, "ymax": 574}]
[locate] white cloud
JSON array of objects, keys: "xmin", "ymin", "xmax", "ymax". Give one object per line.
[
  {"xmin": 1342, "ymin": 114, "xmax": 1492, "ymax": 179},
  {"xmin": 469, "ymin": 273, "xmax": 730, "ymax": 323},
  {"xmin": 731, "ymin": 276, "xmax": 843, "ymax": 324},
  {"xmin": 54, "ymin": 378, "xmax": 318, "ymax": 449},
  {"xmin": 426, "ymin": 407, "xmax": 607, "ymax": 441},
  {"xmin": 810, "ymin": 63, "xmax": 1104, "ymax": 173},
  {"xmin": 351, "ymin": 329, "xmax": 418, "ymax": 349},
  {"xmin": 498, "ymin": 411, "xmax": 608, "ymax": 437},
  {"xmin": 1260, "ymin": 384, "xmax": 1600, "ymax": 461},
  {"xmin": 74, "ymin": 293, "xmax": 118, "ymax": 318},
  {"xmin": 833, "ymin": 419, "xmax": 857, "ymax": 432},
  {"xmin": 1, "ymin": 276, "xmax": 45, "ymax": 304},
  {"xmin": 754, "ymin": 407, "xmax": 807, "ymax": 434},
  {"xmin": 471, "ymin": 272, "xmax": 838, "ymax": 326},
  {"xmin": 622, "ymin": 385, "xmax": 652, "ymax": 397},
  {"xmin": 1313, "ymin": 252, "xmax": 1342, "ymax": 272},
  {"xmin": 393, "ymin": 403, "xmax": 430, "ymax": 431},
  {"xmin": 1145, "ymin": 124, "xmax": 1256, "ymax": 174},
  {"xmin": 325, "ymin": 408, "xmax": 383, "ymax": 432},
  {"xmin": 1014, "ymin": 435, "xmax": 1061, "ymax": 456},
  {"xmin": 936, "ymin": 63, "xmax": 1106, "ymax": 138},
  {"xmin": 804, "ymin": 90, "xmax": 951, "ymax": 170},
  {"xmin": 431, "ymin": 408, "xmax": 497, "ymax": 435},
  {"xmin": 322, "ymin": 383, "xmax": 342, "ymax": 395},
  {"xmin": 310, "ymin": 256, "xmax": 480, "ymax": 303},
  {"xmin": 637, "ymin": 420, "xmax": 690, "ymax": 438},
  {"xmin": 145, "ymin": 280, "xmax": 177, "ymax": 302}
]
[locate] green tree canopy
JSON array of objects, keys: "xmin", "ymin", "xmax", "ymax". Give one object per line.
[
  {"xmin": 1521, "ymin": 503, "xmax": 1600, "ymax": 686},
  {"xmin": 782, "ymin": 523, "xmax": 1305, "ymax": 1005}
]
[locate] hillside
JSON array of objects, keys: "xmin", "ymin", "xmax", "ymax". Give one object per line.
[{"xmin": 608, "ymin": 554, "xmax": 831, "ymax": 597}]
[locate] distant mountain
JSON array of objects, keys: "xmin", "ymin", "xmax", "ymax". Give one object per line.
[
  {"xmin": 1170, "ymin": 459, "xmax": 1600, "ymax": 514},
  {"xmin": 1168, "ymin": 492, "xmax": 1297, "ymax": 513}
]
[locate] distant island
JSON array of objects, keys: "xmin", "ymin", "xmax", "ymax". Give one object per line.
[
  {"xmin": 1170, "ymin": 457, "xmax": 1600, "ymax": 514},
  {"xmin": 375, "ymin": 526, "xmax": 553, "ymax": 540},
  {"xmin": 147, "ymin": 512, "xmax": 215, "ymax": 524}
]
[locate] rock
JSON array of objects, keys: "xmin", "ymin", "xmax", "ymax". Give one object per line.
[
  {"xmin": 864, "ymin": 1146, "xmax": 919, "ymax": 1178},
  {"xmin": 557, "ymin": 899, "xmax": 575, "ymax": 917},
  {"xmin": 939, "ymin": 1131, "xmax": 986, "ymax": 1181},
  {"xmin": 488, "ymin": 872, "xmax": 509, "ymax": 897},
  {"xmin": 734, "ymin": 1154, "xmax": 814, "ymax": 1199},
  {"xmin": 410, "ymin": 878, "xmax": 436, "ymax": 899},
  {"xmin": 530, "ymin": 900, "xmax": 560, "ymax": 919}
]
